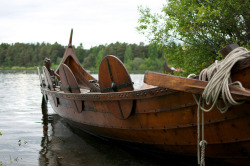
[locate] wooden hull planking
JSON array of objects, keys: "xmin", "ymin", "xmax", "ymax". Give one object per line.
[
  {"xmin": 43, "ymin": 87, "xmax": 250, "ymax": 161},
  {"xmin": 40, "ymin": 32, "xmax": 250, "ymax": 164}
]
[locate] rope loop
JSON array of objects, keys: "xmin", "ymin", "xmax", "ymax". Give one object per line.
[
  {"xmin": 189, "ymin": 47, "xmax": 250, "ymax": 166},
  {"xmin": 199, "ymin": 47, "xmax": 250, "ymax": 113}
]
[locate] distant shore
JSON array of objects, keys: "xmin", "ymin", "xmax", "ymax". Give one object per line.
[
  {"xmin": 0, "ymin": 66, "xmax": 38, "ymax": 70},
  {"xmin": 0, "ymin": 68, "xmax": 150, "ymax": 74},
  {"xmin": 0, "ymin": 69, "xmax": 38, "ymax": 74}
]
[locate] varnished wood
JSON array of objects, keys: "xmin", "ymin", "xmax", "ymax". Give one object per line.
[
  {"xmin": 144, "ymin": 71, "xmax": 250, "ymax": 101},
  {"xmin": 43, "ymin": 66, "xmax": 58, "ymax": 106},
  {"xmin": 59, "ymin": 63, "xmax": 80, "ymax": 93},
  {"xmin": 99, "ymin": 55, "xmax": 134, "ymax": 119},
  {"xmin": 39, "ymin": 31, "xmax": 250, "ymax": 165},
  {"xmin": 44, "ymin": 58, "xmax": 60, "ymax": 79},
  {"xmin": 58, "ymin": 63, "xmax": 82, "ymax": 112},
  {"xmin": 55, "ymin": 43, "xmax": 99, "ymax": 91},
  {"xmin": 99, "ymin": 55, "xmax": 134, "ymax": 92},
  {"xmin": 43, "ymin": 66, "xmax": 54, "ymax": 91}
]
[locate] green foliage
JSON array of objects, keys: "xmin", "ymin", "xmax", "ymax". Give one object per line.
[
  {"xmin": 75, "ymin": 43, "xmax": 86, "ymax": 63},
  {"xmin": 124, "ymin": 45, "xmax": 134, "ymax": 63},
  {"xmin": 0, "ymin": 42, "xmax": 65, "ymax": 68},
  {"xmin": 95, "ymin": 48, "xmax": 106, "ymax": 68},
  {"xmin": 137, "ymin": 0, "xmax": 250, "ymax": 76},
  {"xmin": 0, "ymin": 41, "xmax": 165, "ymax": 73},
  {"xmin": 148, "ymin": 43, "xmax": 158, "ymax": 59},
  {"xmin": 83, "ymin": 53, "xmax": 95, "ymax": 70},
  {"xmin": 138, "ymin": 57, "xmax": 165, "ymax": 71},
  {"xmin": 125, "ymin": 57, "xmax": 144, "ymax": 71}
]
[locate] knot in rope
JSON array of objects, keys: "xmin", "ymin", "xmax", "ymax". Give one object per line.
[
  {"xmin": 189, "ymin": 47, "xmax": 250, "ymax": 166},
  {"xmin": 199, "ymin": 140, "xmax": 207, "ymax": 166}
]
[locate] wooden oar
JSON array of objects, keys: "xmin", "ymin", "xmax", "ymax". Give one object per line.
[{"xmin": 144, "ymin": 71, "xmax": 250, "ymax": 101}]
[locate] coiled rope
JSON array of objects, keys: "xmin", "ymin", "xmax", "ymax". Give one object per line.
[{"xmin": 188, "ymin": 47, "xmax": 250, "ymax": 166}]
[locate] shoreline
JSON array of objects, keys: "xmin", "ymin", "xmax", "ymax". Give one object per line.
[{"xmin": 0, "ymin": 68, "xmax": 152, "ymax": 74}]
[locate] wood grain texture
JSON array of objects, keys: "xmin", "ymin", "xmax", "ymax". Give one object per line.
[
  {"xmin": 99, "ymin": 55, "xmax": 134, "ymax": 119},
  {"xmin": 40, "ymin": 33, "xmax": 250, "ymax": 164},
  {"xmin": 144, "ymin": 71, "xmax": 250, "ymax": 101},
  {"xmin": 59, "ymin": 63, "xmax": 82, "ymax": 112}
]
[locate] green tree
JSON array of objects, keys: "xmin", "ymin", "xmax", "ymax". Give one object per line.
[
  {"xmin": 0, "ymin": 41, "xmax": 167, "ymax": 72},
  {"xmin": 83, "ymin": 53, "xmax": 95, "ymax": 70},
  {"xmin": 124, "ymin": 45, "xmax": 134, "ymax": 63},
  {"xmin": 134, "ymin": 42, "xmax": 146, "ymax": 58},
  {"xmin": 147, "ymin": 43, "xmax": 158, "ymax": 59},
  {"xmin": 126, "ymin": 57, "xmax": 145, "ymax": 71},
  {"xmin": 95, "ymin": 48, "xmax": 106, "ymax": 68},
  {"xmin": 0, "ymin": 43, "xmax": 9, "ymax": 67},
  {"xmin": 137, "ymin": 0, "xmax": 250, "ymax": 75},
  {"xmin": 75, "ymin": 43, "xmax": 86, "ymax": 63}
]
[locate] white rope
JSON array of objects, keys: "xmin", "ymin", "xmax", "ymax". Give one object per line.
[
  {"xmin": 199, "ymin": 47, "xmax": 250, "ymax": 113},
  {"xmin": 188, "ymin": 47, "xmax": 250, "ymax": 166},
  {"xmin": 199, "ymin": 140, "xmax": 207, "ymax": 166}
]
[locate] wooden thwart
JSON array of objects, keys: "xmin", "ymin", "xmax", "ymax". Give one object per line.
[{"xmin": 144, "ymin": 71, "xmax": 250, "ymax": 101}]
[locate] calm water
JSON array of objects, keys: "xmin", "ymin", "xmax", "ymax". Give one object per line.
[{"xmin": 0, "ymin": 71, "xmax": 221, "ymax": 166}]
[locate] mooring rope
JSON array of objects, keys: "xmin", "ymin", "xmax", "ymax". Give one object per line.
[
  {"xmin": 199, "ymin": 47, "xmax": 250, "ymax": 113},
  {"xmin": 188, "ymin": 47, "xmax": 250, "ymax": 166}
]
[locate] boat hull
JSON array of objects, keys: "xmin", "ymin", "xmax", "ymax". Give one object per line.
[
  {"xmin": 43, "ymin": 87, "xmax": 250, "ymax": 164},
  {"xmin": 40, "ymin": 34, "xmax": 250, "ymax": 165}
]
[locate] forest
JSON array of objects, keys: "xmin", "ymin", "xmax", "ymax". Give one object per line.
[{"xmin": 0, "ymin": 42, "xmax": 165, "ymax": 73}]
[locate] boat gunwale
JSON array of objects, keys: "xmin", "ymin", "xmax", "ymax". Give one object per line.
[{"xmin": 41, "ymin": 86, "xmax": 178, "ymax": 101}]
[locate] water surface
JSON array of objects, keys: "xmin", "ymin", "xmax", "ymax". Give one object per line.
[
  {"xmin": 0, "ymin": 71, "xmax": 221, "ymax": 166},
  {"xmin": 0, "ymin": 71, "xmax": 170, "ymax": 166}
]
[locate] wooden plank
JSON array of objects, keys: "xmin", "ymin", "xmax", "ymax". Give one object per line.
[{"xmin": 144, "ymin": 71, "xmax": 250, "ymax": 101}]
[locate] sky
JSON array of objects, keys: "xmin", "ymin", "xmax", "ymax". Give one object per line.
[{"xmin": 0, "ymin": 0, "xmax": 166, "ymax": 49}]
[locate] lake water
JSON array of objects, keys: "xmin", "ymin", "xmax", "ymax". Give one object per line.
[{"xmin": 0, "ymin": 71, "xmax": 221, "ymax": 166}]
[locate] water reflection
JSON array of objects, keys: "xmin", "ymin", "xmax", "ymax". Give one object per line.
[
  {"xmin": 39, "ymin": 98, "xmax": 199, "ymax": 166},
  {"xmin": 40, "ymin": 109, "xmax": 156, "ymax": 165},
  {"xmin": 40, "ymin": 96, "xmax": 50, "ymax": 165}
]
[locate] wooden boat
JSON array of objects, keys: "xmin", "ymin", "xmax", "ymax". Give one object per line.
[{"xmin": 38, "ymin": 30, "xmax": 250, "ymax": 165}]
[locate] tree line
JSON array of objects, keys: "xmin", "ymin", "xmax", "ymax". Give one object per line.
[{"xmin": 0, "ymin": 42, "xmax": 165, "ymax": 72}]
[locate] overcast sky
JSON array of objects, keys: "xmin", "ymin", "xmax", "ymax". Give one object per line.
[{"xmin": 0, "ymin": 0, "xmax": 165, "ymax": 48}]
